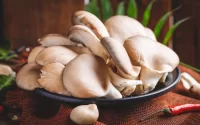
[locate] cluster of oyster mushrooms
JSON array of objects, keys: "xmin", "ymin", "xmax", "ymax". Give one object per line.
[{"xmin": 16, "ymin": 10, "xmax": 180, "ymax": 99}]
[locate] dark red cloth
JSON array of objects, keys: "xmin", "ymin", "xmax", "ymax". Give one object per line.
[{"xmin": 5, "ymin": 65, "xmax": 200, "ymax": 125}]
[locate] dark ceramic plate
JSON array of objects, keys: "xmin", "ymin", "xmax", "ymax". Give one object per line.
[{"xmin": 34, "ymin": 67, "xmax": 181, "ymax": 106}]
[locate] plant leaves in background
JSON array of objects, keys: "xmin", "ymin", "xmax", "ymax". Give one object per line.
[
  {"xmin": 101, "ymin": 0, "xmax": 113, "ymax": 21},
  {"xmin": 116, "ymin": 1, "xmax": 125, "ymax": 15},
  {"xmin": 142, "ymin": 0, "xmax": 157, "ymax": 27},
  {"xmin": 163, "ymin": 17, "xmax": 190, "ymax": 45},
  {"xmin": 85, "ymin": 0, "xmax": 100, "ymax": 18},
  {"xmin": 180, "ymin": 62, "xmax": 200, "ymax": 73},
  {"xmin": 127, "ymin": 0, "xmax": 138, "ymax": 19},
  {"xmin": 0, "ymin": 75, "xmax": 15, "ymax": 91},
  {"xmin": 154, "ymin": 6, "xmax": 182, "ymax": 39}
]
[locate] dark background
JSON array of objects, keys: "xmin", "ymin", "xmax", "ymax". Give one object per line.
[{"xmin": 0, "ymin": 0, "xmax": 199, "ymax": 69}]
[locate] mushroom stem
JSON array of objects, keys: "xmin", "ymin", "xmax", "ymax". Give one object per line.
[
  {"xmin": 159, "ymin": 72, "xmax": 168, "ymax": 83},
  {"xmin": 105, "ymin": 83, "xmax": 122, "ymax": 99}
]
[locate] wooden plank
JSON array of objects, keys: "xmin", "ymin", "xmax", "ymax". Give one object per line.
[
  {"xmin": 3, "ymin": 0, "xmax": 84, "ymax": 49},
  {"xmin": 173, "ymin": 0, "xmax": 200, "ymax": 69}
]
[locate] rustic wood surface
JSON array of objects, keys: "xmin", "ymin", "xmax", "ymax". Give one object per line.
[
  {"xmin": 2, "ymin": 0, "xmax": 84, "ymax": 49},
  {"xmin": 173, "ymin": 0, "xmax": 200, "ymax": 69}
]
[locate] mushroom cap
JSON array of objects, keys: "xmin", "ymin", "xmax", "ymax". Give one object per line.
[
  {"xmin": 144, "ymin": 27, "xmax": 156, "ymax": 41},
  {"xmin": 70, "ymin": 104, "xmax": 99, "ymax": 125},
  {"xmin": 72, "ymin": 10, "xmax": 109, "ymax": 39},
  {"xmin": 124, "ymin": 36, "xmax": 179, "ymax": 94},
  {"xmin": 38, "ymin": 62, "xmax": 70, "ymax": 96},
  {"xmin": 68, "ymin": 25, "xmax": 110, "ymax": 62},
  {"xmin": 104, "ymin": 15, "xmax": 146, "ymax": 44},
  {"xmin": 28, "ymin": 46, "xmax": 45, "ymax": 63},
  {"xmin": 0, "ymin": 64, "xmax": 13, "ymax": 76},
  {"xmin": 38, "ymin": 34, "xmax": 76, "ymax": 47},
  {"xmin": 101, "ymin": 37, "xmax": 141, "ymax": 79},
  {"xmin": 124, "ymin": 36, "xmax": 180, "ymax": 73},
  {"xmin": 16, "ymin": 63, "xmax": 41, "ymax": 91},
  {"xmin": 35, "ymin": 46, "xmax": 77, "ymax": 66},
  {"xmin": 63, "ymin": 54, "xmax": 110, "ymax": 98}
]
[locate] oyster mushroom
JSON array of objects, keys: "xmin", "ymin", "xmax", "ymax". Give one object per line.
[
  {"xmin": 38, "ymin": 34, "xmax": 76, "ymax": 47},
  {"xmin": 63, "ymin": 54, "xmax": 122, "ymax": 99},
  {"xmin": 35, "ymin": 46, "xmax": 77, "ymax": 66},
  {"xmin": 38, "ymin": 62, "xmax": 70, "ymax": 96},
  {"xmin": 16, "ymin": 63, "xmax": 41, "ymax": 91},
  {"xmin": 68, "ymin": 25, "xmax": 111, "ymax": 63},
  {"xmin": 144, "ymin": 27, "xmax": 156, "ymax": 41},
  {"xmin": 70, "ymin": 104, "xmax": 99, "ymax": 125},
  {"xmin": 101, "ymin": 37, "xmax": 141, "ymax": 79},
  {"xmin": 104, "ymin": 15, "xmax": 146, "ymax": 44},
  {"xmin": 28, "ymin": 46, "xmax": 45, "ymax": 63},
  {"xmin": 72, "ymin": 10, "xmax": 109, "ymax": 39},
  {"xmin": 109, "ymin": 69, "xmax": 142, "ymax": 96},
  {"xmin": 0, "ymin": 64, "xmax": 14, "ymax": 76},
  {"xmin": 124, "ymin": 36, "xmax": 179, "ymax": 94}
]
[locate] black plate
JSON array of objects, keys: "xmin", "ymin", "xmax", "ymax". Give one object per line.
[{"xmin": 34, "ymin": 67, "xmax": 181, "ymax": 106}]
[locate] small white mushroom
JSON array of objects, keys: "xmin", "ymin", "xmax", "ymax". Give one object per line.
[
  {"xmin": 70, "ymin": 104, "xmax": 99, "ymax": 125},
  {"xmin": 178, "ymin": 72, "xmax": 200, "ymax": 99},
  {"xmin": 63, "ymin": 54, "xmax": 122, "ymax": 99},
  {"xmin": 28, "ymin": 46, "xmax": 45, "ymax": 63},
  {"xmin": 124, "ymin": 36, "xmax": 179, "ymax": 94},
  {"xmin": 72, "ymin": 10, "xmax": 109, "ymax": 39},
  {"xmin": 38, "ymin": 34, "xmax": 77, "ymax": 47},
  {"xmin": 0, "ymin": 64, "xmax": 14, "ymax": 76},
  {"xmin": 105, "ymin": 15, "xmax": 146, "ymax": 44},
  {"xmin": 101, "ymin": 37, "xmax": 141, "ymax": 79},
  {"xmin": 68, "ymin": 25, "xmax": 111, "ymax": 63},
  {"xmin": 16, "ymin": 63, "xmax": 41, "ymax": 91},
  {"xmin": 38, "ymin": 62, "xmax": 70, "ymax": 96},
  {"xmin": 144, "ymin": 27, "xmax": 156, "ymax": 41},
  {"xmin": 35, "ymin": 46, "xmax": 77, "ymax": 66}
]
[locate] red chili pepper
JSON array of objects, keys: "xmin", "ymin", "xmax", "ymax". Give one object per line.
[{"xmin": 140, "ymin": 104, "xmax": 200, "ymax": 121}]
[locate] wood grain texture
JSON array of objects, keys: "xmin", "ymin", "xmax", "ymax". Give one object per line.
[
  {"xmin": 3, "ymin": 0, "xmax": 84, "ymax": 49},
  {"xmin": 173, "ymin": 0, "xmax": 200, "ymax": 69}
]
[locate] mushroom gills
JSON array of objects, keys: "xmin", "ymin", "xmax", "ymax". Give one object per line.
[
  {"xmin": 68, "ymin": 25, "xmax": 110, "ymax": 63},
  {"xmin": 38, "ymin": 62, "xmax": 70, "ymax": 96}
]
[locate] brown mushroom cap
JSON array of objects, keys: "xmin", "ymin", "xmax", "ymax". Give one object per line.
[
  {"xmin": 16, "ymin": 63, "xmax": 41, "ymax": 91},
  {"xmin": 35, "ymin": 46, "xmax": 77, "ymax": 66},
  {"xmin": 104, "ymin": 15, "xmax": 146, "ymax": 44},
  {"xmin": 38, "ymin": 34, "xmax": 76, "ymax": 47},
  {"xmin": 72, "ymin": 10, "xmax": 109, "ymax": 39},
  {"xmin": 63, "ymin": 54, "xmax": 121, "ymax": 98},
  {"xmin": 124, "ymin": 36, "xmax": 179, "ymax": 94},
  {"xmin": 101, "ymin": 37, "xmax": 141, "ymax": 79},
  {"xmin": 38, "ymin": 62, "xmax": 70, "ymax": 96},
  {"xmin": 28, "ymin": 46, "xmax": 45, "ymax": 63},
  {"xmin": 68, "ymin": 25, "xmax": 110, "ymax": 62}
]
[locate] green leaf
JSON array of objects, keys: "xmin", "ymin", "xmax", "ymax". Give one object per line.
[
  {"xmin": 101, "ymin": 0, "xmax": 113, "ymax": 21},
  {"xmin": 163, "ymin": 17, "xmax": 190, "ymax": 45},
  {"xmin": 116, "ymin": 1, "xmax": 125, "ymax": 15},
  {"xmin": 127, "ymin": 0, "xmax": 138, "ymax": 19},
  {"xmin": 0, "ymin": 39, "xmax": 11, "ymax": 57},
  {"xmin": 142, "ymin": 0, "xmax": 157, "ymax": 27},
  {"xmin": 154, "ymin": 6, "xmax": 182, "ymax": 39},
  {"xmin": 180, "ymin": 62, "xmax": 200, "ymax": 73},
  {"xmin": 0, "ymin": 75, "xmax": 15, "ymax": 91},
  {"xmin": 85, "ymin": 0, "xmax": 100, "ymax": 18}
]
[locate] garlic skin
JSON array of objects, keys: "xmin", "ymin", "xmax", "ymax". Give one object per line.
[{"xmin": 70, "ymin": 104, "xmax": 99, "ymax": 125}]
